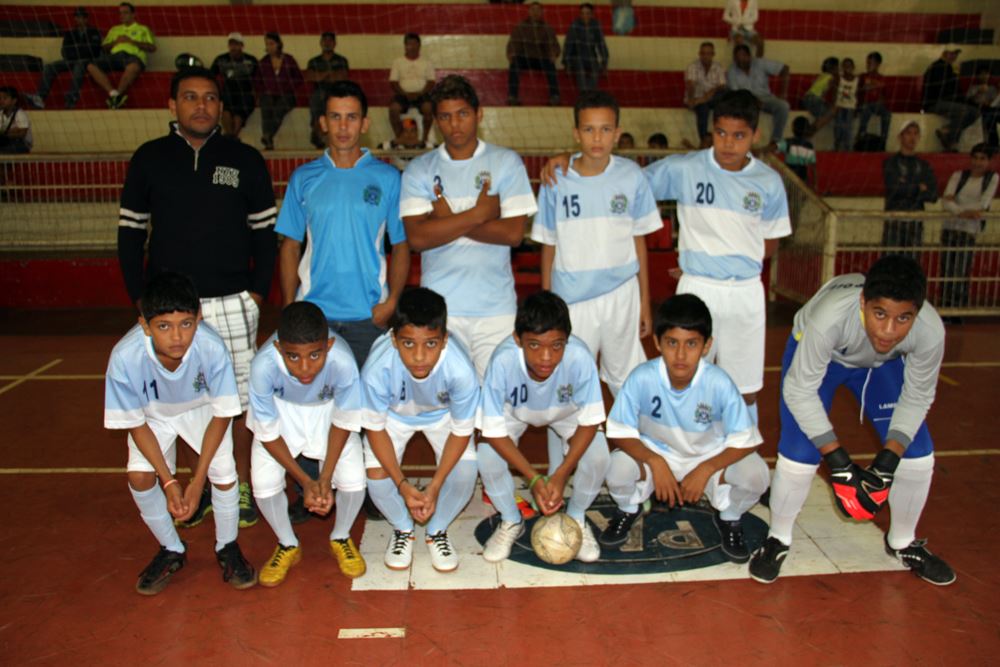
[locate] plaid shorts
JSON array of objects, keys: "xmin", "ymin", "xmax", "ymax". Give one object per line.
[{"xmin": 200, "ymin": 291, "xmax": 260, "ymax": 411}]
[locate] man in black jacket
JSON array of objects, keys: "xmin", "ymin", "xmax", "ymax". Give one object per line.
[
  {"xmin": 882, "ymin": 120, "xmax": 938, "ymax": 256},
  {"xmin": 922, "ymin": 46, "xmax": 979, "ymax": 152},
  {"xmin": 26, "ymin": 7, "xmax": 102, "ymax": 109},
  {"xmin": 118, "ymin": 67, "xmax": 278, "ymax": 528}
]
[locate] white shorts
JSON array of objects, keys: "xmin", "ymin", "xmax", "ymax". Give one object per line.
[
  {"xmin": 250, "ymin": 431, "xmax": 366, "ymax": 498},
  {"xmin": 201, "ymin": 291, "xmax": 260, "ymax": 411},
  {"xmin": 363, "ymin": 414, "xmax": 476, "ymax": 469},
  {"xmin": 126, "ymin": 403, "xmax": 237, "ymax": 485},
  {"xmin": 448, "ymin": 313, "xmax": 515, "ymax": 379},
  {"xmin": 500, "ymin": 415, "xmax": 582, "ymax": 447},
  {"xmin": 568, "ymin": 277, "xmax": 648, "ymax": 394},
  {"xmin": 677, "ymin": 273, "xmax": 765, "ymax": 394}
]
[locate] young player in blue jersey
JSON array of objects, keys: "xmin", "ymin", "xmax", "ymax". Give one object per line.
[
  {"xmin": 104, "ymin": 272, "xmax": 256, "ymax": 595},
  {"xmin": 749, "ymin": 256, "xmax": 955, "ymax": 585},
  {"xmin": 400, "ymin": 75, "xmax": 537, "ymax": 377},
  {"xmin": 247, "ymin": 302, "xmax": 367, "ymax": 586},
  {"xmin": 277, "ymin": 80, "xmax": 409, "ymax": 367},
  {"xmin": 642, "ymin": 90, "xmax": 790, "ymax": 422},
  {"xmin": 603, "ymin": 294, "xmax": 769, "ymax": 563},
  {"xmin": 532, "ymin": 90, "xmax": 661, "ymax": 396},
  {"xmin": 478, "ymin": 291, "xmax": 610, "ymax": 563},
  {"xmin": 360, "ymin": 288, "xmax": 481, "ymax": 572}
]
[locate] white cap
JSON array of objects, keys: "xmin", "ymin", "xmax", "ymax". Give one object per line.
[
  {"xmin": 899, "ymin": 119, "xmax": 921, "ymax": 135},
  {"xmin": 227, "ymin": 32, "xmax": 244, "ymax": 44}
]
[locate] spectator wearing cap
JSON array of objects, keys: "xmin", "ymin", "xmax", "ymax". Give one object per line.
[
  {"xmin": 922, "ymin": 45, "xmax": 979, "ymax": 152},
  {"xmin": 0, "ymin": 86, "xmax": 32, "ymax": 153},
  {"xmin": 253, "ymin": 32, "xmax": 303, "ymax": 150},
  {"xmin": 388, "ymin": 33, "xmax": 435, "ymax": 145},
  {"xmin": 26, "ymin": 7, "xmax": 102, "ymax": 109},
  {"xmin": 86, "ymin": 2, "xmax": 156, "ymax": 110},
  {"xmin": 306, "ymin": 31, "xmax": 350, "ymax": 149},
  {"xmin": 210, "ymin": 32, "xmax": 258, "ymax": 138},
  {"xmin": 882, "ymin": 120, "xmax": 938, "ymax": 256}
]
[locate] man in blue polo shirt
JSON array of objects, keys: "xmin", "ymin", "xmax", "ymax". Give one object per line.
[
  {"xmin": 726, "ymin": 44, "xmax": 789, "ymax": 145},
  {"xmin": 277, "ymin": 80, "xmax": 410, "ymax": 366}
]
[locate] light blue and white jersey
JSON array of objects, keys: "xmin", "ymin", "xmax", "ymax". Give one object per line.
[
  {"xmin": 361, "ymin": 332, "xmax": 480, "ymax": 435},
  {"xmin": 246, "ymin": 331, "xmax": 363, "ymax": 447},
  {"xmin": 275, "ymin": 149, "xmax": 406, "ymax": 321},
  {"xmin": 400, "ymin": 141, "xmax": 538, "ymax": 317},
  {"xmin": 607, "ymin": 357, "xmax": 761, "ymax": 466},
  {"xmin": 532, "ymin": 155, "xmax": 662, "ymax": 303},
  {"xmin": 480, "ymin": 335, "xmax": 605, "ymax": 438},
  {"xmin": 104, "ymin": 323, "xmax": 241, "ymax": 429},
  {"xmin": 643, "ymin": 148, "xmax": 790, "ymax": 281}
]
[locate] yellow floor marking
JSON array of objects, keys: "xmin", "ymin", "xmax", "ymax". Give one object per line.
[
  {"xmin": 938, "ymin": 373, "xmax": 959, "ymax": 386},
  {"xmin": 0, "ymin": 359, "xmax": 63, "ymax": 396}
]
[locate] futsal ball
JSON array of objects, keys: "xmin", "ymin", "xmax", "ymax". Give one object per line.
[{"xmin": 530, "ymin": 513, "xmax": 582, "ymax": 565}]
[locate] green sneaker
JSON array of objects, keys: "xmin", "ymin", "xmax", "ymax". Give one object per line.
[
  {"xmin": 238, "ymin": 481, "xmax": 258, "ymax": 528},
  {"xmin": 175, "ymin": 486, "xmax": 212, "ymax": 528}
]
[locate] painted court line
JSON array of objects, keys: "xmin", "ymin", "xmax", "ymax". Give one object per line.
[
  {"xmin": 337, "ymin": 628, "xmax": 406, "ymax": 639},
  {"xmin": 0, "ymin": 359, "xmax": 63, "ymax": 396}
]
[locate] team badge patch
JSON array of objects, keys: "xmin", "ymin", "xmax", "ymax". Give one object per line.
[
  {"xmin": 609, "ymin": 194, "xmax": 628, "ymax": 214},
  {"xmin": 474, "ymin": 170, "xmax": 492, "ymax": 190},
  {"xmin": 363, "ymin": 185, "xmax": 382, "ymax": 206},
  {"xmin": 742, "ymin": 190, "xmax": 762, "ymax": 213},
  {"xmin": 557, "ymin": 384, "xmax": 574, "ymax": 403},
  {"xmin": 436, "ymin": 390, "xmax": 451, "ymax": 405},
  {"xmin": 212, "ymin": 166, "xmax": 240, "ymax": 188},
  {"xmin": 318, "ymin": 385, "xmax": 334, "ymax": 401},
  {"xmin": 694, "ymin": 402, "xmax": 712, "ymax": 425},
  {"xmin": 192, "ymin": 371, "xmax": 207, "ymax": 393}
]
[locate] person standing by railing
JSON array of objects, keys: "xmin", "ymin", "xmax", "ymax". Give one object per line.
[{"xmin": 882, "ymin": 120, "xmax": 937, "ymax": 257}]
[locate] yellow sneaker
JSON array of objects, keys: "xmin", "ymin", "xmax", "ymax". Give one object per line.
[
  {"xmin": 329, "ymin": 538, "xmax": 366, "ymax": 578},
  {"xmin": 259, "ymin": 544, "xmax": 301, "ymax": 588}
]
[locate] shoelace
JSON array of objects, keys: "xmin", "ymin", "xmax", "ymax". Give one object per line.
[
  {"xmin": 723, "ymin": 523, "xmax": 745, "ymax": 548},
  {"xmin": 333, "ymin": 539, "xmax": 359, "ymax": 560},
  {"xmin": 428, "ymin": 533, "xmax": 453, "ymax": 557},
  {"xmin": 390, "ymin": 531, "xmax": 412, "ymax": 555},
  {"xmin": 609, "ymin": 512, "xmax": 635, "ymax": 534},
  {"xmin": 269, "ymin": 546, "xmax": 294, "ymax": 568}
]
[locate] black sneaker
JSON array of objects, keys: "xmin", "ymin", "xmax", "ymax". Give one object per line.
[
  {"xmin": 598, "ymin": 507, "xmax": 642, "ymax": 547},
  {"xmin": 884, "ymin": 537, "xmax": 956, "ymax": 586},
  {"xmin": 135, "ymin": 545, "xmax": 186, "ymax": 595},
  {"xmin": 748, "ymin": 536, "xmax": 790, "ymax": 584},
  {"xmin": 175, "ymin": 486, "xmax": 212, "ymax": 528},
  {"xmin": 363, "ymin": 492, "xmax": 384, "ymax": 521},
  {"xmin": 216, "ymin": 541, "xmax": 257, "ymax": 590},
  {"xmin": 287, "ymin": 494, "xmax": 312, "ymax": 525},
  {"xmin": 714, "ymin": 514, "xmax": 750, "ymax": 563}
]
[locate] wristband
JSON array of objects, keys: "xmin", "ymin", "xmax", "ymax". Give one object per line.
[
  {"xmin": 162, "ymin": 479, "xmax": 179, "ymax": 490},
  {"xmin": 528, "ymin": 474, "xmax": 545, "ymax": 490},
  {"xmin": 396, "ymin": 477, "xmax": 408, "ymax": 490}
]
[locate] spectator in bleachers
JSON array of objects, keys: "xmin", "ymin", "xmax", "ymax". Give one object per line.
[
  {"xmin": 86, "ymin": 2, "xmax": 156, "ymax": 110},
  {"xmin": 723, "ymin": 0, "xmax": 758, "ymax": 41},
  {"xmin": 562, "ymin": 3, "xmax": 608, "ymax": 96},
  {"xmin": 0, "ymin": 87, "xmax": 32, "ymax": 153},
  {"xmin": 210, "ymin": 33, "xmax": 258, "ymax": 139},
  {"xmin": 617, "ymin": 132, "xmax": 634, "ymax": 151},
  {"xmin": 389, "ymin": 33, "xmax": 435, "ymax": 146},
  {"xmin": 506, "ymin": 2, "xmax": 561, "ymax": 106},
  {"xmin": 642, "ymin": 132, "xmax": 668, "ymax": 166},
  {"xmin": 922, "ymin": 46, "xmax": 978, "ymax": 153},
  {"xmin": 776, "ymin": 116, "xmax": 816, "ymax": 188},
  {"xmin": 801, "ymin": 57, "xmax": 838, "ymax": 135},
  {"xmin": 882, "ymin": 120, "xmax": 937, "ymax": 256},
  {"xmin": 726, "ymin": 43, "xmax": 789, "ymax": 146},
  {"xmin": 306, "ymin": 32, "xmax": 350, "ymax": 149},
  {"xmin": 856, "ymin": 51, "xmax": 891, "ymax": 149},
  {"xmin": 611, "ymin": 0, "xmax": 635, "ymax": 36},
  {"xmin": 967, "ymin": 67, "xmax": 1000, "ymax": 150},
  {"xmin": 833, "ymin": 58, "xmax": 859, "ymax": 151},
  {"xmin": 25, "ymin": 7, "xmax": 101, "ymax": 110},
  {"xmin": 381, "ymin": 117, "xmax": 429, "ymax": 172},
  {"xmin": 939, "ymin": 143, "xmax": 997, "ymax": 314},
  {"xmin": 254, "ymin": 32, "xmax": 304, "ymax": 151},
  {"xmin": 684, "ymin": 42, "xmax": 726, "ymax": 148}
]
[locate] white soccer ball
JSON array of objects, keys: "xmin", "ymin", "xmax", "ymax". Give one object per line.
[{"xmin": 530, "ymin": 512, "xmax": 583, "ymax": 565}]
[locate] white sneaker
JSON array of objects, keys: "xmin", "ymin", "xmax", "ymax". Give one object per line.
[
  {"xmin": 426, "ymin": 531, "xmax": 459, "ymax": 572},
  {"xmin": 26, "ymin": 93, "xmax": 44, "ymax": 109},
  {"xmin": 482, "ymin": 520, "xmax": 524, "ymax": 562},
  {"xmin": 575, "ymin": 517, "xmax": 600, "ymax": 563},
  {"xmin": 384, "ymin": 530, "xmax": 415, "ymax": 570}
]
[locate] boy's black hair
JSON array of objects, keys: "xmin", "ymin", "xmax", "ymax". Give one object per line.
[
  {"xmin": 0, "ymin": 85, "xmax": 17, "ymax": 100},
  {"xmin": 389, "ymin": 287, "xmax": 447, "ymax": 333},
  {"xmin": 323, "ymin": 79, "xmax": 369, "ymax": 117},
  {"xmin": 699, "ymin": 41, "xmax": 715, "ymax": 50},
  {"xmin": 170, "ymin": 66, "xmax": 219, "ymax": 99},
  {"xmin": 580, "ymin": 2, "xmax": 595, "ymax": 10},
  {"xmin": 862, "ymin": 255, "xmax": 926, "ymax": 310},
  {"xmin": 792, "ymin": 116, "xmax": 811, "ymax": 138},
  {"xmin": 120, "ymin": 2, "xmax": 135, "ymax": 12},
  {"xmin": 648, "ymin": 132, "xmax": 668, "ymax": 148},
  {"xmin": 867, "ymin": 51, "xmax": 883, "ymax": 64},
  {"xmin": 278, "ymin": 301, "xmax": 329, "ymax": 345},
  {"xmin": 970, "ymin": 142, "xmax": 994, "ymax": 158},
  {"xmin": 713, "ymin": 89, "xmax": 760, "ymax": 130},
  {"xmin": 140, "ymin": 272, "xmax": 199, "ymax": 321},
  {"xmin": 404, "ymin": 32, "xmax": 420, "ymax": 43},
  {"xmin": 321, "ymin": 31, "xmax": 336, "ymax": 40},
  {"xmin": 619, "ymin": 131, "xmax": 634, "ymax": 143},
  {"xmin": 574, "ymin": 89, "xmax": 619, "ymax": 125},
  {"xmin": 821, "ymin": 56, "xmax": 839, "ymax": 73},
  {"xmin": 842, "ymin": 57, "xmax": 855, "ymax": 67},
  {"xmin": 654, "ymin": 294, "xmax": 712, "ymax": 340},
  {"xmin": 733, "ymin": 44, "xmax": 751, "ymax": 58},
  {"xmin": 515, "ymin": 290, "xmax": 571, "ymax": 337},
  {"xmin": 265, "ymin": 32, "xmax": 283, "ymax": 50},
  {"xmin": 429, "ymin": 74, "xmax": 479, "ymax": 113}
]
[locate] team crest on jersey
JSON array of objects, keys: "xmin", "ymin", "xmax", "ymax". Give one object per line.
[
  {"xmin": 610, "ymin": 194, "xmax": 628, "ymax": 214},
  {"xmin": 192, "ymin": 371, "xmax": 208, "ymax": 393},
  {"xmin": 212, "ymin": 166, "xmax": 240, "ymax": 188},
  {"xmin": 557, "ymin": 384, "xmax": 574, "ymax": 403},
  {"xmin": 474, "ymin": 170, "xmax": 492, "ymax": 190},
  {"xmin": 319, "ymin": 384, "xmax": 334, "ymax": 401},
  {"xmin": 742, "ymin": 190, "xmax": 762, "ymax": 213},
  {"xmin": 363, "ymin": 185, "xmax": 382, "ymax": 206},
  {"xmin": 694, "ymin": 402, "xmax": 712, "ymax": 425},
  {"xmin": 437, "ymin": 390, "xmax": 450, "ymax": 405}
]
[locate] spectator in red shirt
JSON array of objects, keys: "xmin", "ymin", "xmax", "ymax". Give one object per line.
[
  {"xmin": 253, "ymin": 32, "xmax": 303, "ymax": 150},
  {"xmin": 856, "ymin": 51, "xmax": 892, "ymax": 146}
]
